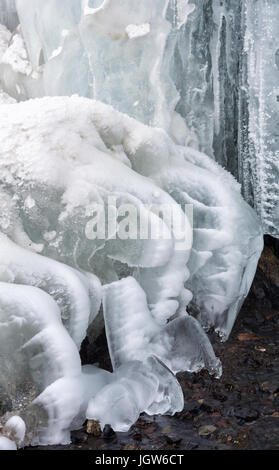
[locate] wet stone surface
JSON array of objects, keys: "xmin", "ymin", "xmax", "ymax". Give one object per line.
[{"xmin": 27, "ymin": 238, "xmax": 279, "ymax": 451}]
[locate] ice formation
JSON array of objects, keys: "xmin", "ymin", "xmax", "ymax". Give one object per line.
[
  {"xmin": 0, "ymin": 0, "xmax": 18, "ymax": 32},
  {"xmin": 0, "ymin": 1, "xmax": 275, "ymax": 235},
  {"xmin": 0, "ymin": 95, "xmax": 262, "ymax": 448},
  {"xmin": 169, "ymin": 0, "xmax": 279, "ymax": 237},
  {"xmin": 0, "ymin": 0, "xmax": 267, "ymax": 449}
]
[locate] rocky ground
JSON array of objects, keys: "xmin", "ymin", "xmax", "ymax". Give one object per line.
[{"xmin": 26, "ymin": 236, "xmax": 279, "ymax": 451}]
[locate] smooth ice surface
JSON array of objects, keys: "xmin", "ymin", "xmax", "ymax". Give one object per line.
[
  {"xmin": 8, "ymin": 0, "xmax": 195, "ymax": 133},
  {"xmin": 0, "ymin": 0, "xmax": 18, "ymax": 31},
  {"xmin": 103, "ymin": 277, "xmax": 222, "ymax": 376},
  {"xmin": 87, "ymin": 356, "xmax": 184, "ymax": 432},
  {"xmin": 0, "ymin": 436, "xmax": 17, "ymax": 450}
]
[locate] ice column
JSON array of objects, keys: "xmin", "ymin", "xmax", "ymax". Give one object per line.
[{"xmin": 0, "ymin": 0, "xmax": 18, "ymax": 31}]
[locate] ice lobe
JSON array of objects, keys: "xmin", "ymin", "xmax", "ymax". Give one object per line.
[
  {"xmin": 3, "ymin": 416, "xmax": 26, "ymax": 447},
  {"xmin": 0, "ymin": 282, "xmax": 83, "ymax": 446},
  {"xmin": 87, "ymin": 99, "xmax": 263, "ymax": 340},
  {"xmin": 0, "ymin": 234, "xmax": 102, "ymax": 348},
  {"xmin": 0, "ymin": 94, "xmax": 262, "ymax": 342},
  {"xmin": 103, "ymin": 277, "xmax": 222, "ymax": 377},
  {"xmin": 87, "ymin": 356, "xmax": 184, "ymax": 432},
  {"xmin": 0, "ymin": 94, "xmax": 262, "ymax": 444},
  {"xmin": 0, "ymin": 96, "xmax": 191, "ymax": 324}
]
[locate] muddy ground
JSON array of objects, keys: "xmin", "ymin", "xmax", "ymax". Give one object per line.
[{"xmin": 28, "ymin": 237, "xmax": 279, "ymax": 451}]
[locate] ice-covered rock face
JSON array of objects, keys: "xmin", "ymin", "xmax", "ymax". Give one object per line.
[
  {"xmin": 0, "ymin": 95, "xmax": 263, "ymax": 448},
  {"xmin": 0, "ymin": 0, "xmax": 266, "ymax": 449},
  {"xmin": 167, "ymin": 0, "xmax": 279, "ymax": 237},
  {"xmin": 1, "ymin": 0, "xmax": 275, "ymax": 236},
  {"xmin": 240, "ymin": 0, "xmax": 279, "ymax": 237}
]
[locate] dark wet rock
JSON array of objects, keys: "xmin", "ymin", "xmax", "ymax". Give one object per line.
[
  {"xmin": 71, "ymin": 430, "xmax": 88, "ymax": 445},
  {"xmin": 260, "ymin": 380, "xmax": 279, "ymax": 395},
  {"xmin": 0, "ymin": 388, "xmax": 13, "ymax": 416},
  {"xmin": 164, "ymin": 433, "xmax": 182, "ymax": 445},
  {"xmin": 185, "ymin": 441, "xmax": 199, "ymax": 450},
  {"xmin": 264, "ymin": 235, "xmax": 279, "ymax": 259},
  {"xmin": 260, "ymin": 406, "xmax": 276, "ymax": 417},
  {"xmin": 102, "ymin": 425, "xmax": 115, "ymax": 440},
  {"xmin": 233, "ymin": 408, "xmax": 259, "ymax": 423},
  {"xmin": 212, "ymin": 391, "xmax": 228, "ymax": 403},
  {"xmin": 183, "ymin": 401, "xmax": 202, "ymax": 415},
  {"xmin": 200, "ymin": 399, "xmax": 220, "ymax": 414},
  {"xmin": 253, "ymin": 285, "xmax": 265, "ymax": 300},
  {"xmin": 131, "ymin": 433, "xmax": 142, "ymax": 442},
  {"xmin": 198, "ymin": 425, "xmax": 217, "ymax": 436},
  {"xmin": 259, "ymin": 300, "xmax": 273, "ymax": 318}
]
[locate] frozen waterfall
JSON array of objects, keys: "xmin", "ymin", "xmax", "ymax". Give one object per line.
[
  {"xmin": 0, "ymin": 0, "xmax": 271, "ymax": 449},
  {"xmin": 0, "ymin": 0, "xmax": 276, "ymax": 235}
]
